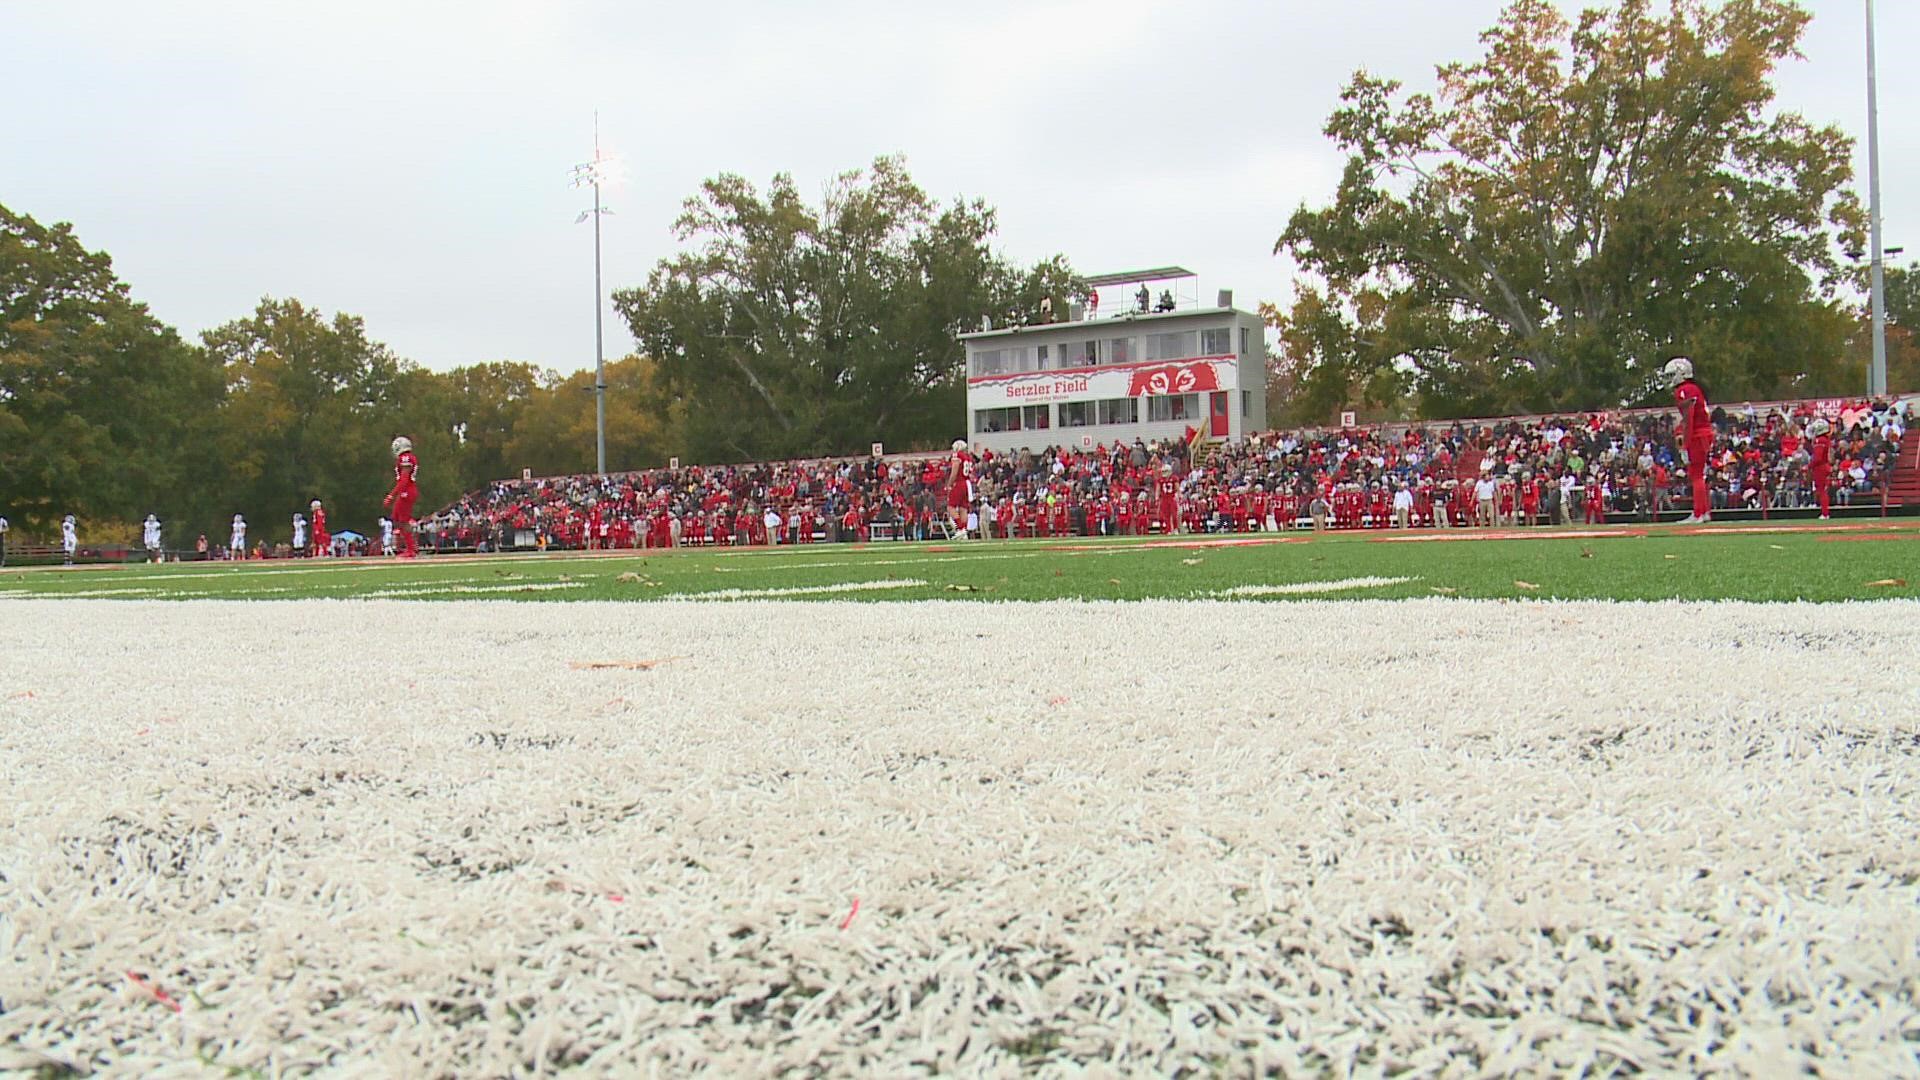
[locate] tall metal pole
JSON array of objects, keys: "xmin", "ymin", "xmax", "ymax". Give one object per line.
[
  {"xmin": 1866, "ymin": 0, "xmax": 1888, "ymax": 397},
  {"xmin": 571, "ymin": 114, "xmax": 615, "ymax": 474},
  {"xmin": 592, "ymin": 114, "xmax": 608, "ymax": 475}
]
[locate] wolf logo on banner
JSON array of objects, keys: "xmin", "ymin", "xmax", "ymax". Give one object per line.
[{"xmin": 1128, "ymin": 361, "xmax": 1219, "ymax": 397}]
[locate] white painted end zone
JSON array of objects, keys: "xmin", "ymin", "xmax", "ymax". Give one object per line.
[{"xmin": 2, "ymin": 598, "xmax": 1916, "ymax": 1075}]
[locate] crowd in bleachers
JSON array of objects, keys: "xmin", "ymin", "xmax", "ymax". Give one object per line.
[{"xmin": 421, "ymin": 397, "xmax": 1910, "ymax": 549}]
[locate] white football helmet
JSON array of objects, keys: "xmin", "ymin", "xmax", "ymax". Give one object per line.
[
  {"xmin": 952, "ymin": 439, "xmax": 967, "ymax": 453},
  {"xmin": 145, "ymin": 514, "xmax": 158, "ymax": 523},
  {"xmin": 233, "ymin": 514, "xmax": 245, "ymax": 524},
  {"xmin": 392, "ymin": 436, "xmax": 413, "ymax": 455},
  {"xmin": 1661, "ymin": 356, "xmax": 1694, "ymax": 388},
  {"xmin": 1807, "ymin": 418, "xmax": 1831, "ymax": 437},
  {"xmin": 310, "ymin": 499, "xmax": 322, "ymax": 510}
]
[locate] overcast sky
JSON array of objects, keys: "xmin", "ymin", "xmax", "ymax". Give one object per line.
[{"xmin": 4, "ymin": 0, "xmax": 1913, "ymax": 373}]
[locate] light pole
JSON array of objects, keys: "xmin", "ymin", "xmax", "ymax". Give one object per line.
[
  {"xmin": 1866, "ymin": 0, "xmax": 1888, "ymax": 397},
  {"xmin": 571, "ymin": 113, "xmax": 614, "ymax": 475}
]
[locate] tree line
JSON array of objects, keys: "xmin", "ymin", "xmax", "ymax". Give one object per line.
[{"xmin": 1, "ymin": 158, "xmax": 1075, "ymax": 543}]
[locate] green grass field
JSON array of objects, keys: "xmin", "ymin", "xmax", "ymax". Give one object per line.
[{"xmin": 4, "ymin": 520, "xmax": 1915, "ymax": 602}]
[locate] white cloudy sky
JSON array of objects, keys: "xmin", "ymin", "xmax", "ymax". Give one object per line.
[{"xmin": 4, "ymin": 0, "xmax": 1913, "ymax": 373}]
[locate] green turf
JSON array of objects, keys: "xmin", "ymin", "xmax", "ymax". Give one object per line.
[{"xmin": 3, "ymin": 522, "xmax": 1915, "ymax": 602}]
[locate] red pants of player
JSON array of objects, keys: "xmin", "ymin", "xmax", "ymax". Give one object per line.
[
  {"xmin": 1685, "ymin": 433, "xmax": 1712, "ymax": 517},
  {"xmin": 392, "ymin": 494, "xmax": 417, "ymax": 555},
  {"xmin": 1815, "ymin": 479, "xmax": 1831, "ymax": 516}
]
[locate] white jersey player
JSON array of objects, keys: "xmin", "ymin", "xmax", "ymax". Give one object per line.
[
  {"xmin": 61, "ymin": 515, "xmax": 78, "ymax": 564},
  {"xmin": 379, "ymin": 516, "xmax": 395, "ymax": 556},
  {"xmin": 230, "ymin": 515, "xmax": 247, "ymax": 559},
  {"xmin": 143, "ymin": 514, "xmax": 163, "ymax": 562},
  {"xmin": 292, "ymin": 512, "xmax": 307, "ymax": 553}
]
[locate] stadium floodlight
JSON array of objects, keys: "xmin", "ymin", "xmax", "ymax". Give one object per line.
[
  {"xmin": 571, "ymin": 112, "xmax": 619, "ymax": 476},
  {"xmin": 1865, "ymin": 0, "xmax": 1888, "ymax": 397}
]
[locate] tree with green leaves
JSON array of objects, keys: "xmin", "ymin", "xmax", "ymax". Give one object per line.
[
  {"xmin": 1270, "ymin": 0, "xmax": 1865, "ymax": 422},
  {"xmin": 0, "ymin": 203, "xmax": 224, "ymax": 535},
  {"xmin": 203, "ymin": 297, "xmax": 422, "ymax": 537},
  {"xmin": 614, "ymin": 156, "xmax": 1079, "ymax": 463}
]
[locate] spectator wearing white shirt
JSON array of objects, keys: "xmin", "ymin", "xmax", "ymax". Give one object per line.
[
  {"xmin": 1391, "ymin": 484, "xmax": 1414, "ymax": 529},
  {"xmin": 1474, "ymin": 476, "xmax": 1498, "ymax": 527}
]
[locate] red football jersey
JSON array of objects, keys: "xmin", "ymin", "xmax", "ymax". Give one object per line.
[
  {"xmin": 394, "ymin": 450, "xmax": 420, "ymax": 492},
  {"xmin": 1673, "ymin": 380, "xmax": 1713, "ymax": 438}
]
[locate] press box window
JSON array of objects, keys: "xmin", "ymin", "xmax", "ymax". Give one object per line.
[{"xmin": 1147, "ymin": 394, "xmax": 1200, "ymax": 422}]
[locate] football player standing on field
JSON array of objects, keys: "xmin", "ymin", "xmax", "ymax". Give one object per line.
[
  {"xmin": 309, "ymin": 499, "xmax": 330, "ymax": 557},
  {"xmin": 1662, "ymin": 356, "xmax": 1715, "ymax": 525},
  {"xmin": 384, "ymin": 436, "xmax": 420, "ymax": 558}
]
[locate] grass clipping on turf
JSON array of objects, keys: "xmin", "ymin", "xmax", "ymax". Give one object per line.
[{"xmin": 1, "ymin": 598, "xmax": 1918, "ymax": 1076}]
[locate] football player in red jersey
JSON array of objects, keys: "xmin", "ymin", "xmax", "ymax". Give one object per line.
[
  {"xmin": 945, "ymin": 439, "xmax": 974, "ymax": 536},
  {"xmin": 1663, "ymin": 357, "xmax": 1715, "ymax": 524},
  {"xmin": 383, "ymin": 435, "xmax": 420, "ymax": 558},
  {"xmin": 1807, "ymin": 417, "xmax": 1834, "ymax": 520},
  {"xmin": 309, "ymin": 499, "xmax": 330, "ymax": 557},
  {"xmin": 1155, "ymin": 463, "xmax": 1179, "ymax": 534}
]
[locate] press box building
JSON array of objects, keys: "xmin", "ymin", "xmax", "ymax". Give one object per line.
[{"xmin": 960, "ymin": 268, "xmax": 1267, "ymax": 456}]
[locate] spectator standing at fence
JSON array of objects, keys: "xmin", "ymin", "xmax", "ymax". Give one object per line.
[
  {"xmin": 196, "ymin": 534, "xmax": 208, "ymax": 560},
  {"xmin": 62, "ymin": 514, "xmax": 77, "ymax": 565},
  {"xmin": 1664, "ymin": 357, "xmax": 1715, "ymax": 524}
]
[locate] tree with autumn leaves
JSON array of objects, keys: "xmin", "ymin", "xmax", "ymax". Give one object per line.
[{"xmin": 1269, "ymin": 0, "xmax": 1875, "ymax": 422}]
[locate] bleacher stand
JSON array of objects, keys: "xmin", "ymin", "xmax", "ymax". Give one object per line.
[{"xmin": 422, "ymin": 396, "xmax": 1909, "ymax": 549}]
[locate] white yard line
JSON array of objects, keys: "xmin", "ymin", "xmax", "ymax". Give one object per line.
[
  {"xmin": 360, "ymin": 582, "xmax": 590, "ymax": 598},
  {"xmin": 711, "ymin": 552, "xmax": 1055, "ymax": 573},
  {"xmin": 1208, "ymin": 576, "xmax": 1418, "ymax": 597},
  {"xmin": 666, "ymin": 578, "xmax": 929, "ymax": 599}
]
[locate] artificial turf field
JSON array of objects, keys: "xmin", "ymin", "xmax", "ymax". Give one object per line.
[
  {"xmin": 4, "ymin": 518, "xmax": 1916, "ymax": 602},
  {"xmin": 4, "ymin": 518, "xmax": 1919, "ymax": 1075}
]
